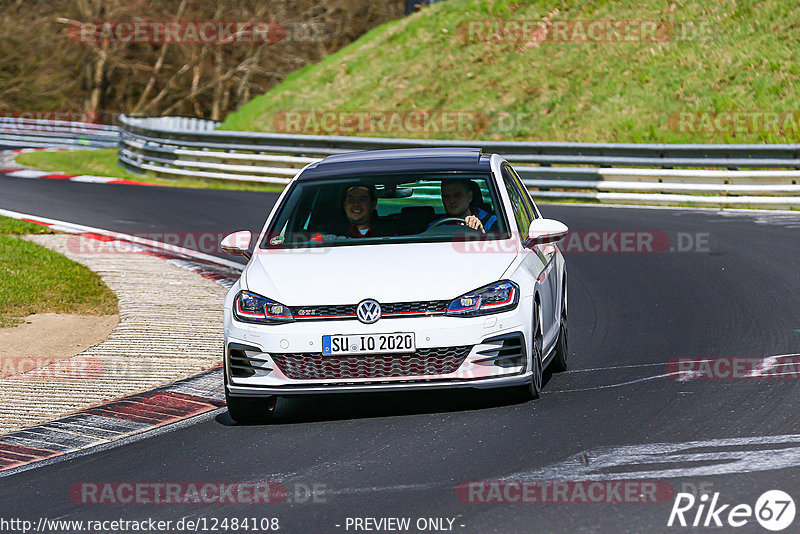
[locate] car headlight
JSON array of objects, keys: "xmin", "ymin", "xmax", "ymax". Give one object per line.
[
  {"xmin": 445, "ymin": 280, "xmax": 520, "ymax": 317},
  {"xmin": 233, "ymin": 291, "xmax": 294, "ymax": 324}
]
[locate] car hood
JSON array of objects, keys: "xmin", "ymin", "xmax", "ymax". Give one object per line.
[{"xmin": 243, "ymin": 241, "xmax": 517, "ymax": 305}]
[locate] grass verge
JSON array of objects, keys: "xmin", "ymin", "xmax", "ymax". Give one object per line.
[
  {"xmin": 221, "ymin": 0, "xmax": 800, "ymax": 145},
  {"xmin": 0, "ymin": 215, "xmax": 117, "ymax": 328},
  {"xmin": 15, "ymin": 149, "xmax": 285, "ymax": 192}
]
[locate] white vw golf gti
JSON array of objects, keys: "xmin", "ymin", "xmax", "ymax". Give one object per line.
[{"xmin": 221, "ymin": 148, "xmax": 568, "ymax": 422}]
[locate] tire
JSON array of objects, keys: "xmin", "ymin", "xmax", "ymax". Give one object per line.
[
  {"xmin": 225, "ymin": 388, "xmax": 277, "ymax": 424},
  {"xmin": 549, "ymin": 319, "xmax": 568, "ymax": 373},
  {"xmin": 223, "ymin": 366, "xmax": 277, "ymax": 423},
  {"xmin": 514, "ymin": 303, "xmax": 543, "ymax": 401},
  {"xmin": 549, "ymin": 285, "xmax": 568, "ymax": 373}
]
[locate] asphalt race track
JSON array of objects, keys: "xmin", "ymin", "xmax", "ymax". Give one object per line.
[
  {"xmin": 0, "ymin": 178, "xmax": 273, "ymax": 263},
  {"xmin": 2, "ymin": 175, "xmax": 800, "ymax": 532}
]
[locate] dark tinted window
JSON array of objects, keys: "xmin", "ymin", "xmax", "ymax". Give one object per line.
[
  {"xmin": 501, "ymin": 166, "xmax": 533, "ymax": 240},
  {"xmin": 261, "ymin": 173, "xmax": 509, "ymax": 248},
  {"xmin": 506, "ymin": 164, "xmax": 540, "ymax": 219}
]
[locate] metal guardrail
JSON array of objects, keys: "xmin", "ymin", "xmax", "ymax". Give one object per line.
[
  {"xmin": 0, "ymin": 118, "xmax": 119, "ymax": 149},
  {"xmin": 119, "ymin": 115, "xmax": 800, "ymax": 167},
  {"xmin": 117, "ymin": 115, "xmax": 800, "ymax": 207},
  {"xmin": 5, "ymin": 115, "xmax": 796, "ymax": 206}
]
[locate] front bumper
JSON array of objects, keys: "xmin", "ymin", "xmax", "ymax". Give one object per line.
[
  {"xmin": 227, "ymin": 373, "xmax": 533, "ymax": 396},
  {"xmin": 224, "ymin": 303, "xmax": 532, "ymax": 396}
]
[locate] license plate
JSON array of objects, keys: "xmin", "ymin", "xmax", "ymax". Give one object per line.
[{"xmin": 322, "ymin": 333, "xmax": 416, "ymax": 355}]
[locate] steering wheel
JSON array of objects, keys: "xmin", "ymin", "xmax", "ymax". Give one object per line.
[{"xmin": 428, "ymin": 217, "xmax": 469, "ymax": 229}]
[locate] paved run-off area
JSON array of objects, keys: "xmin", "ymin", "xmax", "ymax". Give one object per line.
[{"xmin": 0, "ymin": 233, "xmax": 228, "ymax": 434}]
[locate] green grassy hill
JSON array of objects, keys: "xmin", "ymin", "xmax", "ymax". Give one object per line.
[{"xmin": 221, "ymin": 0, "xmax": 800, "ymax": 144}]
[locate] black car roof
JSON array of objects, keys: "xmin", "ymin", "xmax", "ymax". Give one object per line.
[{"xmin": 298, "ymin": 148, "xmax": 491, "ymax": 180}]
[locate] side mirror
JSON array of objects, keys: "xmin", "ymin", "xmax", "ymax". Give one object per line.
[
  {"xmin": 220, "ymin": 231, "xmax": 253, "ymax": 259},
  {"xmin": 527, "ymin": 219, "xmax": 568, "ymax": 246}
]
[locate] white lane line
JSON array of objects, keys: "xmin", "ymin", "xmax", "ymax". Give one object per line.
[
  {"xmin": 0, "ymin": 207, "xmax": 243, "ymax": 271},
  {"xmin": 545, "ymin": 372, "xmax": 678, "ymax": 394},
  {"xmin": 552, "ymin": 352, "xmax": 800, "ymax": 392},
  {"xmin": 565, "ymin": 351, "xmax": 800, "ymax": 374},
  {"xmin": 499, "ymin": 434, "xmax": 800, "ymax": 481},
  {"xmin": 674, "ymin": 353, "xmax": 800, "ymax": 382},
  {"xmin": 315, "ymin": 482, "xmax": 444, "ymax": 498},
  {"xmin": 563, "ymin": 362, "xmax": 669, "ymax": 373}
]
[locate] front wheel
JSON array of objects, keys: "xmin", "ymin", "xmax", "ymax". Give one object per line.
[
  {"xmin": 225, "ymin": 390, "xmax": 277, "ymax": 424},
  {"xmin": 513, "ymin": 304, "xmax": 543, "ymax": 401},
  {"xmin": 549, "ymin": 315, "xmax": 568, "ymax": 373}
]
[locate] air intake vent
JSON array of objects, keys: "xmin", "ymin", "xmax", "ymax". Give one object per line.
[
  {"xmin": 474, "ymin": 333, "xmax": 525, "ymax": 368},
  {"xmin": 228, "ymin": 343, "xmax": 271, "ymax": 378}
]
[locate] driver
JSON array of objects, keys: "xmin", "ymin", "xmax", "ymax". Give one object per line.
[{"xmin": 429, "ymin": 179, "xmax": 497, "ymax": 233}]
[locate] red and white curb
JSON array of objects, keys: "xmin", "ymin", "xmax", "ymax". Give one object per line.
[
  {"xmin": 11, "ymin": 148, "xmax": 71, "ymax": 153},
  {"xmin": 0, "ymin": 368, "xmax": 225, "ymax": 474},
  {"xmin": 0, "ymin": 208, "xmax": 243, "ymax": 287},
  {"xmin": 0, "ymin": 209, "xmax": 247, "ymax": 473},
  {"xmin": 0, "ymin": 167, "xmax": 159, "ymax": 187}
]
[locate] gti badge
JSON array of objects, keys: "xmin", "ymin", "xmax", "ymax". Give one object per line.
[{"xmin": 356, "ymin": 299, "xmax": 381, "ymax": 324}]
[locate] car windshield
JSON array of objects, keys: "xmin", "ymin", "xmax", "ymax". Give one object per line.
[{"xmin": 261, "ymin": 173, "xmax": 509, "ymax": 249}]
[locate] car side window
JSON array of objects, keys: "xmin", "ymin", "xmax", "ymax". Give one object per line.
[
  {"xmin": 507, "ymin": 165, "xmax": 540, "ymax": 219},
  {"xmin": 502, "ymin": 166, "xmax": 533, "ymax": 240}
]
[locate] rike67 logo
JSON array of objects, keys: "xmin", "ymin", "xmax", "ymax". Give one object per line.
[{"xmin": 668, "ymin": 490, "xmax": 796, "ymax": 531}]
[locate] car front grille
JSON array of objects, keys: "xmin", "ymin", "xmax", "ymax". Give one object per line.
[
  {"xmin": 383, "ymin": 301, "xmax": 450, "ymax": 315},
  {"xmin": 271, "ymin": 346, "xmax": 471, "ymax": 380},
  {"xmin": 290, "ymin": 300, "xmax": 450, "ymax": 320},
  {"xmin": 292, "ymin": 304, "xmax": 354, "ymax": 319}
]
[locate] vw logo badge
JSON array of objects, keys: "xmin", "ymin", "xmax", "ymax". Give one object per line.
[{"xmin": 356, "ymin": 299, "xmax": 381, "ymax": 324}]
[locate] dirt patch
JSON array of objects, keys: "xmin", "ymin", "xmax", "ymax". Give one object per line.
[
  {"xmin": 0, "ymin": 313, "xmax": 118, "ymax": 378},
  {"xmin": 1, "ymin": 150, "xmax": 34, "ymax": 170}
]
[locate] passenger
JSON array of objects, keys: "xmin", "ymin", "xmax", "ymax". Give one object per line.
[
  {"xmin": 313, "ymin": 184, "xmax": 389, "ymax": 239},
  {"xmin": 429, "ymin": 179, "xmax": 497, "ymax": 233},
  {"xmin": 341, "ymin": 185, "xmax": 381, "ymax": 237}
]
